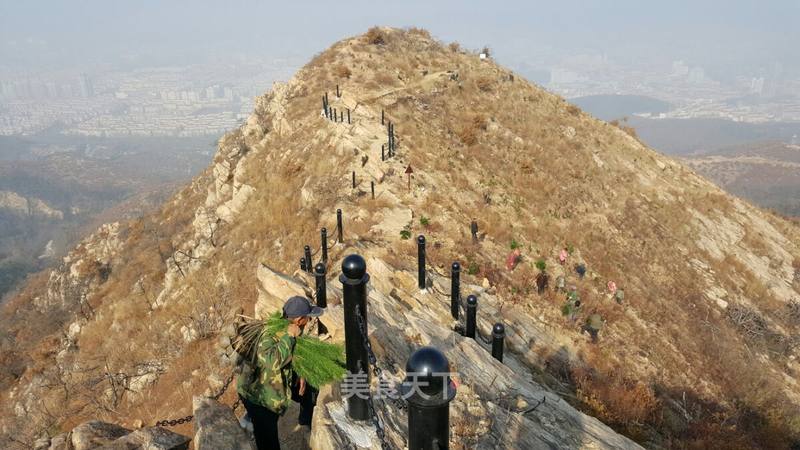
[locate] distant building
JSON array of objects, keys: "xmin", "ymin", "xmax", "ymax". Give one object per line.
[
  {"xmin": 672, "ymin": 60, "xmax": 689, "ymax": 77},
  {"xmin": 688, "ymin": 67, "xmax": 706, "ymax": 84},
  {"xmin": 750, "ymin": 77, "xmax": 765, "ymax": 95},
  {"xmin": 78, "ymin": 73, "xmax": 93, "ymax": 97}
]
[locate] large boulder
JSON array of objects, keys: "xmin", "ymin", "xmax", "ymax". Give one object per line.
[
  {"xmin": 98, "ymin": 427, "xmax": 190, "ymax": 450},
  {"xmin": 192, "ymin": 397, "xmax": 254, "ymax": 450},
  {"xmin": 71, "ymin": 421, "xmax": 131, "ymax": 450}
]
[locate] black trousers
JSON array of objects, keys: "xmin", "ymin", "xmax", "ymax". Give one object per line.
[
  {"xmin": 291, "ymin": 372, "xmax": 318, "ymax": 426},
  {"xmin": 241, "ymin": 374, "xmax": 318, "ymax": 450},
  {"xmin": 240, "ymin": 395, "xmax": 281, "ymax": 450}
]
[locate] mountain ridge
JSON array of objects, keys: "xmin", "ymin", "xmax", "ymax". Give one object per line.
[{"xmin": 2, "ymin": 27, "xmax": 800, "ymax": 449}]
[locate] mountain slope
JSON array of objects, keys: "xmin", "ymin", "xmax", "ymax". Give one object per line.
[
  {"xmin": 683, "ymin": 141, "xmax": 800, "ymax": 216},
  {"xmin": 2, "ymin": 28, "xmax": 800, "ymax": 449}
]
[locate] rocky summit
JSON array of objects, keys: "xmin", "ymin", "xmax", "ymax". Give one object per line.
[{"xmin": 2, "ymin": 27, "xmax": 800, "ymax": 449}]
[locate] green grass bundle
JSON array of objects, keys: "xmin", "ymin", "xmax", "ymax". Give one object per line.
[{"xmin": 234, "ymin": 312, "xmax": 346, "ymax": 389}]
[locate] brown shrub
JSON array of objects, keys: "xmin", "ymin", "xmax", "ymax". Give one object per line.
[
  {"xmin": 476, "ymin": 76, "xmax": 493, "ymax": 92},
  {"xmin": 334, "ymin": 64, "xmax": 352, "ymax": 79},
  {"xmin": 566, "ymin": 104, "xmax": 581, "ymax": 116},
  {"xmin": 407, "ymin": 27, "xmax": 431, "ymax": 39},
  {"xmin": 448, "ymin": 42, "xmax": 460, "ymax": 53},
  {"xmin": 365, "ymin": 27, "xmax": 386, "ymax": 45}
]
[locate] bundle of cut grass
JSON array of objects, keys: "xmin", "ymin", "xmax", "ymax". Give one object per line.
[{"xmin": 234, "ymin": 312, "xmax": 346, "ymax": 389}]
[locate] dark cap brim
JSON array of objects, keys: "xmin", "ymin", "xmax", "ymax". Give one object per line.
[{"xmin": 307, "ymin": 306, "xmax": 325, "ymax": 317}]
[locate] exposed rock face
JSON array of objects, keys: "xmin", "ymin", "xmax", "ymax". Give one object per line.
[
  {"xmin": 0, "ymin": 190, "xmax": 63, "ymax": 220},
  {"xmin": 192, "ymin": 397, "xmax": 255, "ymax": 450},
  {"xmin": 32, "ymin": 421, "xmax": 189, "ymax": 450}
]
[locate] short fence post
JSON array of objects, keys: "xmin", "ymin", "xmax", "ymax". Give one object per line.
[
  {"xmin": 381, "ymin": 109, "xmax": 385, "ymax": 125},
  {"xmin": 492, "ymin": 323, "xmax": 505, "ymax": 362},
  {"xmin": 315, "ymin": 262, "xmax": 328, "ymax": 335},
  {"xmin": 417, "ymin": 235, "xmax": 426, "ymax": 290},
  {"xmin": 352, "ymin": 171, "xmax": 356, "ymax": 189},
  {"xmin": 339, "ymin": 254, "xmax": 370, "ymax": 421},
  {"xmin": 300, "ymin": 257, "xmax": 307, "ymax": 272},
  {"xmin": 347, "ymin": 108, "xmax": 351, "ymax": 124},
  {"xmin": 381, "ymin": 144, "xmax": 385, "ymax": 161},
  {"xmin": 325, "ymin": 92, "xmax": 329, "ymax": 106},
  {"xmin": 401, "ymin": 347, "xmax": 457, "ymax": 450},
  {"xmin": 323, "ymin": 96, "xmax": 328, "ymax": 117},
  {"xmin": 465, "ymin": 295, "xmax": 477, "ymax": 339},
  {"xmin": 450, "ymin": 262, "xmax": 460, "ymax": 320},
  {"xmin": 371, "ymin": 181, "xmax": 375, "ymax": 199},
  {"xmin": 329, "ymin": 106, "xmax": 333, "ymax": 121},
  {"xmin": 337, "ymin": 209, "xmax": 343, "ymax": 243},
  {"xmin": 336, "ymin": 84, "xmax": 340, "ymax": 98},
  {"xmin": 321, "ymin": 228, "xmax": 328, "ymax": 263},
  {"xmin": 333, "ymin": 108, "xmax": 337, "ymax": 122},
  {"xmin": 304, "ymin": 245, "xmax": 313, "ymax": 273},
  {"xmin": 340, "ymin": 110, "xmax": 344, "ymax": 123}
]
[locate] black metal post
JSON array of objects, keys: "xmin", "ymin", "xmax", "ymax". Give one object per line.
[
  {"xmin": 300, "ymin": 257, "xmax": 307, "ymax": 272},
  {"xmin": 336, "ymin": 84, "xmax": 340, "ymax": 97},
  {"xmin": 352, "ymin": 171, "xmax": 356, "ymax": 189},
  {"xmin": 333, "ymin": 108, "xmax": 337, "ymax": 122},
  {"xmin": 492, "ymin": 323, "xmax": 505, "ymax": 362},
  {"xmin": 323, "ymin": 96, "xmax": 328, "ymax": 117},
  {"xmin": 465, "ymin": 295, "xmax": 477, "ymax": 339},
  {"xmin": 325, "ymin": 92, "xmax": 329, "ymax": 106},
  {"xmin": 315, "ymin": 263, "xmax": 327, "ymax": 308},
  {"xmin": 417, "ymin": 235, "xmax": 426, "ymax": 290},
  {"xmin": 339, "ymin": 255, "xmax": 370, "ymax": 421},
  {"xmin": 347, "ymin": 108, "xmax": 351, "ymax": 124},
  {"xmin": 381, "ymin": 109, "xmax": 384, "ymax": 125},
  {"xmin": 337, "ymin": 209, "xmax": 343, "ymax": 243},
  {"xmin": 304, "ymin": 245, "xmax": 313, "ymax": 273},
  {"xmin": 340, "ymin": 110, "xmax": 344, "ymax": 123},
  {"xmin": 371, "ymin": 181, "xmax": 375, "ymax": 199},
  {"xmin": 401, "ymin": 347, "xmax": 457, "ymax": 450},
  {"xmin": 451, "ymin": 262, "xmax": 460, "ymax": 320},
  {"xmin": 321, "ymin": 228, "xmax": 328, "ymax": 263},
  {"xmin": 381, "ymin": 144, "xmax": 385, "ymax": 161},
  {"xmin": 329, "ymin": 106, "xmax": 333, "ymax": 121},
  {"xmin": 315, "ymin": 263, "xmax": 329, "ymax": 336}
]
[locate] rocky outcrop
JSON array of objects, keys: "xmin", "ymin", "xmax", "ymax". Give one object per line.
[
  {"xmin": 0, "ymin": 190, "xmax": 63, "ymax": 220},
  {"xmin": 32, "ymin": 421, "xmax": 189, "ymax": 450},
  {"xmin": 192, "ymin": 397, "xmax": 254, "ymax": 450}
]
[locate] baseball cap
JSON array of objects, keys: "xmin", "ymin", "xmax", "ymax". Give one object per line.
[{"xmin": 283, "ymin": 296, "xmax": 324, "ymax": 319}]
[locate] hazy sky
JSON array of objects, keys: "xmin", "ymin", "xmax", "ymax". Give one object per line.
[{"xmin": 1, "ymin": 0, "xmax": 798, "ymax": 74}]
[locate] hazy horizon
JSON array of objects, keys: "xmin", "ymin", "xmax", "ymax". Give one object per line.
[{"xmin": 2, "ymin": 0, "xmax": 798, "ymax": 77}]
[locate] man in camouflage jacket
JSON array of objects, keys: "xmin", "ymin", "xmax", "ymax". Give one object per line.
[{"xmin": 237, "ymin": 296, "xmax": 323, "ymax": 449}]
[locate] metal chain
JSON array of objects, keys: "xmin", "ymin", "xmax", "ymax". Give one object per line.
[
  {"xmin": 354, "ymin": 304, "xmax": 404, "ymax": 450},
  {"xmin": 155, "ymin": 370, "xmax": 236, "ymax": 427}
]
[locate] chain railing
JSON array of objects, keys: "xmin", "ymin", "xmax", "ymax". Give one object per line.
[
  {"xmin": 154, "ymin": 370, "xmax": 237, "ymax": 427},
  {"xmin": 354, "ymin": 303, "xmax": 406, "ymax": 450}
]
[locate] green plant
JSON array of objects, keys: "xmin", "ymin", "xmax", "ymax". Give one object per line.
[
  {"xmin": 510, "ymin": 238, "xmax": 521, "ymax": 250},
  {"xmin": 567, "ymin": 244, "xmax": 575, "ymax": 255},
  {"xmin": 468, "ymin": 261, "xmax": 480, "ymax": 275},
  {"xmin": 420, "ymin": 216, "xmax": 430, "ymax": 227},
  {"xmin": 400, "ymin": 229, "xmax": 412, "ymax": 240},
  {"xmin": 535, "ymin": 259, "xmax": 547, "ymax": 272}
]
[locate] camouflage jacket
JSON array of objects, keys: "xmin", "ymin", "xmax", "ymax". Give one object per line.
[{"xmin": 236, "ymin": 329, "xmax": 295, "ymax": 414}]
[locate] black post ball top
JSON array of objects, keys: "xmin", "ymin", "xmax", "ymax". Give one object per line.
[
  {"xmin": 337, "ymin": 208, "xmax": 342, "ymax": 214},
  {"xmin": 418, "ymin": 235, "xmax": 426, "ymax": 244},
  {"xmin": 315, "ymin": 263, "xmax": 326, "ymax": 275},
  {"xmin": 405, "ymin": 346, "xmax": 450, "ymax": 395},
  {"xmin": 452, "ymin": 261, "xmax": 460, "ymax": 272},
  {"xmin": 321, "ymin": 227, "xmax": 327, "ymax": 233},
  {"xmin": 341, "ymin": 254, "xmax": 367, "ymax": 280},
  {"xmin": 304, "ymin": 245, "xmax": 311, "ymax": 251},
  {"xmin": 493, "ymin": 322, "xmax": 505, "ymax": 336},
  {"xmin": 467, "ymin": 294, "xmax": 478, "ymax": 306}
]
